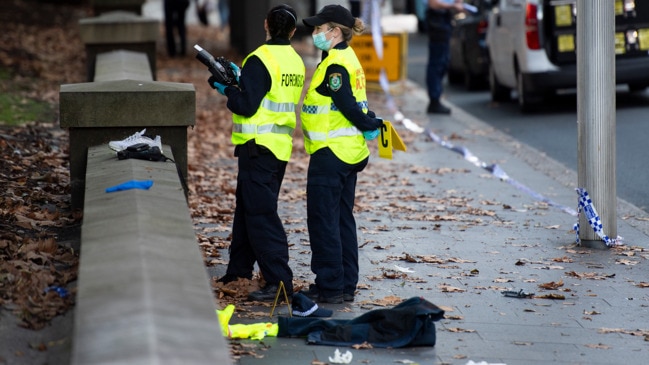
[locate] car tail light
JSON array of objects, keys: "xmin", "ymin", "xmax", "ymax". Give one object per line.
[
  {"xmin": 525, "ymin": 3, "xmax": 541, "ymax": 50},
  {"xmin": 477, "ymin": 19, "xmax": 488, "ymax": 35}
]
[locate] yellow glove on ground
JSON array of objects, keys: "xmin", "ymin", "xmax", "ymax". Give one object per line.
[
  {"xmin": 216, "ymin": 305, "xmax": 278, "ymax": 340},
  {"xmin": 229, "ymin": 322, "xmax": 278, "ymax": 340},
  {"xmin": 216, "ymin": 305, "xmax": 235, "ymax": 337}
]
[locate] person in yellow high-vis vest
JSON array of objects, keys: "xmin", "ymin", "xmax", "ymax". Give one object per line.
[
  {"xmin": 300, "ymin": 5, "xmax": 384, "ymax": 304},
  {"xmin": 208, "ymin": 4, "xmax": 305, "ymax": 302}
]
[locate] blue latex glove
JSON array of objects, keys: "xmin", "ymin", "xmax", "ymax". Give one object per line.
[
  {"xmin": 207, "ymin": 76, "xmax": 228, "ymax": 95},
  {"xmin": 363, "ymin": 129, "xmax": 379, "ymax": 141},
  {"xmin": 105, "ymin": 180, "xmax": 153, "ymax": 193},
  {"xmin": 229, "ymin": 62, "xmax": 240, "ymax": 83},
  {"xmin": 213, "ymin": 81, "xmax": 227, "ymax": 95}
]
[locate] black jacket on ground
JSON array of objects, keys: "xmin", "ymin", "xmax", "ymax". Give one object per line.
[{"xmin": 277, "ymin": 297, "xmax": 444, "ymax": 348}]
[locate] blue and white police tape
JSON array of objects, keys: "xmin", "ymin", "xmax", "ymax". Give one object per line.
[
  {"xmin": 573, "ymin": 188, "xmax": 623, "ymax": 247},
  {"xmin": 424, "ymin": 128, "xmax": 578, "ymax": 216}
]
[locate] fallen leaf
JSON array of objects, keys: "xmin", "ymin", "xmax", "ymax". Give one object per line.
[
  {"xmin": 438, "ymin": 285, "xmax": 466, "ymax": 293},
  {"xmin": 535, "ymin": 294, "xmax": 565, "ymax": 300},
  {"xmin": 447, "ymin": 327, "xmax": 475, "ymax": 333},
  {"xmin": 584, "ymin": 343, "xmax": 611, "ymax": 349},
  {"xmin": 538, "ymin": 280, "xmax": 564, "ymax": 290}
]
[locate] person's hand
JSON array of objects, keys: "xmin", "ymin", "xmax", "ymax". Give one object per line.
[
  {"xmin": 229, "ymin": 62, "xmax": 240, "ymax": 83},
  {"xmin": 363, "ymin": 129, "xmax": 379, "ymax": 141},
  {"xmin": 208, "ymin": 76, "xmax": 228, "ymax": 95}
]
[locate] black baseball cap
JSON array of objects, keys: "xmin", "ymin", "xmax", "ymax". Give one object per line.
[{"xmin": 303, "ymin": 4, "xmax": 355, "ymax": 28}]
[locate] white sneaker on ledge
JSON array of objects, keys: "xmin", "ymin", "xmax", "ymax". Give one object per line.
[
  {"xmin": 109, "ymin": 129, "xmax": 162, "ymax": 152},
  {"xmin": 151, "ymin": 135, "xmax": 162, "ymax": 150}
]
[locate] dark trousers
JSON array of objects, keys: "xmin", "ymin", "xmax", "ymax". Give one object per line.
[
  {"xmin": 226, "ymin": 142, "xmax": 293, "ymax": 291},
  {"xmin": 164, "ymin": 0, "xmax": 189, "ymax": 57},
  {"xmin": 349, "ymin": 0, "xmax": 361, "ymax": 17},
  {"xmin": 426, "ymin": 40, "xmax": 450, "ymax": 102},
  {"xmin": 306, "ymin": 148, "xmax": 368, "ymax": 297}
]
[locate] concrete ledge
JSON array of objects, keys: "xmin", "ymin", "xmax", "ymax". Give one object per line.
[
  {"xmin": 72, "ymin": 145, "xmax": 231, "ymax": 365},
  {"xmin": 94, "ymin": 50, "xmax": 153, "ymax": 82}
]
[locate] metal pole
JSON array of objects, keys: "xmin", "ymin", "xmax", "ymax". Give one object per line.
[{"xmin": 577, "ymin": 0, "xmax": 616, "ymax": 248}]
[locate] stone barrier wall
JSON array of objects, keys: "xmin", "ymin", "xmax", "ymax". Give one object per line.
[{"xmin": 59, "ymin": 7, "xmax": 232, "ymax": 365}]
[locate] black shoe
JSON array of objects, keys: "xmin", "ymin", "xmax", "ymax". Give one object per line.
[
  {"xmin": 216, "ymin": 274, "xmax": 250, "ymax": 284},
  {"xmin": 300, "ymin": 284, "xmax": 343, "ymax": 304},
  {"xmin": 319, "ymin": 294, "xmax": 343, "ymax": 304},
  {"xmin": 427, "ymin": 102, "xmax": 451, "ymax": 115},
  {"xmin": 248, "ymin": 285, "xmax": 286, "ymax": 302},
  {"xmin": 300, "ymin": 284, "xmax": 319, "ymax": 300},
  {"xmin": 343, "ymin": 293, "xmax": 355, "ymax": 302}
]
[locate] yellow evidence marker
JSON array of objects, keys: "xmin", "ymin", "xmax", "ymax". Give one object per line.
[{"xmin": 378, "ymin": 120, "xmax": 407, "ymax": 159}]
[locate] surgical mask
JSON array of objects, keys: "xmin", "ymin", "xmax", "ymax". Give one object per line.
[{"xmin": 312, "ymin": 28, "xmax": 334, "ymax": 51}]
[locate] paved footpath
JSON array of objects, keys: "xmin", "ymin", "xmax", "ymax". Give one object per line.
[{"xmin": 206, "ymin": 77, "xmax": 649, "ymax": 365}]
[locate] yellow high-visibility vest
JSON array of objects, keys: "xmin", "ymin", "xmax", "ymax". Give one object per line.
[
  {"xmin": 232, "ymin": 44, "xmax": 305, "ymax": 162},
  {"xmin": 301, "ymin": 47, "xmax": 370, "ymax": 165}
]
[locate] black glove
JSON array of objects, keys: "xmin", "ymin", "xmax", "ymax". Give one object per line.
[{"xmin": 374, "ymin": 117, "xmax": 385, "ymax": 129}]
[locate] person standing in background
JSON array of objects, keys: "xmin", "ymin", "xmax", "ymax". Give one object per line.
[
  {"xmin": 164, "ymin": 0, "xmax": 190, "ymax": 57},
  {"xmin": 349, "ymin": 0, "xmax": 361, "ymax": 17},
  {"xmin": 217, "ymin": 0, "xmax": 230, "ymax": 30},
  {"xmin": 425, "ymin": 0, "xmax": 464, "ymax": 114}
]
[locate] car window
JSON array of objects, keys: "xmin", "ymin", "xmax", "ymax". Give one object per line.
[{"xmin": 501, "ymin": 0, "xmax": 524, "ymax": 10}]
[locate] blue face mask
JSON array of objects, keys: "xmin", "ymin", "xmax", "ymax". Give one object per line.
[{"xmin": 312, "ymin": 28, "xmax": 334, "ymax": 51}]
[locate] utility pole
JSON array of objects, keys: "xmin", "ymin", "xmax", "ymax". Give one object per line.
[{"xmin": 577, "ymin": 0, "xmax": 616, "ymax": 248}]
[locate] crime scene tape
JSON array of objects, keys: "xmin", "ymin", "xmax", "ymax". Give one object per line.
[
  {"xmin": 365, "ymin": 0, "xmax": 620, "ymax": 247},
  {"xmin": 574, "ymin": 188, "xmax": 623, "ymax": 247},
  {"xmin": 423, "ymin": 128, "xmax": 577, "ymax": 217}
]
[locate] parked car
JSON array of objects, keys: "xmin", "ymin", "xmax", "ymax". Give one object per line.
[
  {"xmin": 486, "ymin": 0, "xmax": 649, "ymax": 112},
  {"xmin": 448, "ymin": 0, "xmax": 494, "ymax": 90}
]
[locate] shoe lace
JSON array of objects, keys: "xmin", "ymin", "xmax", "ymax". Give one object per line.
[{"xmin": 121, "ymin": 129, "xmax": 145, "ymax": 143}]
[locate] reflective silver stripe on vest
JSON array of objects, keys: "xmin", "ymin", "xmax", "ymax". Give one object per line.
[
  {"xmin": 329, "ymin": 126, "xmax": 361, "ymax": 138},
  {"xmin": 233, "ymin": 123, "xmax": 294, "ymax": 135},
  {"xmin": 303, "ymin": 130, "xmax": 327, "ymax": 141},
  {"xmin": 261, "ymin": 98, "xmax": 295, "ymax": 113},
  {"xmin": 303, "ymin": 126, "xmax": 361, "ymax": 141}
]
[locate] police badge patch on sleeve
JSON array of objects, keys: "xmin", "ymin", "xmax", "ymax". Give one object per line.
[{"xmin": 328, "ymin": 73, "xmax": 342, "ymax": 92}]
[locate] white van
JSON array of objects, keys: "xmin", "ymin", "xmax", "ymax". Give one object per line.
[{"xmin": 486, "ymin": 0, "xmax": 649, "ymax": 112}]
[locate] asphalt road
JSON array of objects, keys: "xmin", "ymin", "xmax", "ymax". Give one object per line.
[{"xmin": 406, "ymin": 31, "xmax": 649, "ymax": 214}]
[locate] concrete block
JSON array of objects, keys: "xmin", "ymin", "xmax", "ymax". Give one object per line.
[
  {"xmin": 59, "ymin": 80, "xmax": 194, "ymax": 210},
  {"xmin": 60, "ymin": 80, "xmax": 194, "ymax": 128},
  {"xmin": 79, "ymin": 11, "xmax": 157, "ymax": 44},
  {"xmin": 79, "ymin": 11, "xmax": 158, "ymax": 80},
  {"xmin": 90, "ymin": 0, "xmax": 146, "ymax": 15}
]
